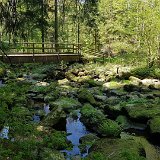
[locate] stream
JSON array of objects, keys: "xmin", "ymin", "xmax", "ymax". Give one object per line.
[{"xmin": 61, "ymin": 110, "xmax": 90, "ymax": 160}]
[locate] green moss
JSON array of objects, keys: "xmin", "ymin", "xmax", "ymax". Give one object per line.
[
  {"xmin": 123, "ymin": 98, "xmax": 160, "ymax": 121},
  {"xmin": 52, "ymin": 97, "xmax": 81, "ymax": 111},
  {"xmin": 98, "ymin": 119, "xmax": 121, "ymax": 137},
  {"xmin": 44, "ymin": 131, "xmax": 70, "ymax": 150},
  {"xmin": 148, "ymin": 117, "xmax": 160, "ymax": 134},
  {"xmin": 78, "ymin": 88, "xmax": 96, "ymax": 105},
  {"xmin": 81, "ymin": 103, "xmax": 106, "ymax": 125},
  {"xmin": 85, "ymin": 79, "xmax": 103, "ymax": 87},
  {"xmin": 81, "ymin": 104, "xmax": 121, "ymax": 137},
  {"xmin": 125, "ymin": 103, "xmax": 160, "ymax": 121},
  {"xmin": 116, "ymin": 115, "xmax": 130, "ymax": 129},
  {"xmin": 86, "ymin": 138, "xmax": 146, "ymax": 160},
  {"xmin": 40, "ymin": 149, "xmax": 65, "ymax": 160},
  {"xmin": 85, "ymin": 152, "xmax": 107, "ymax": 160},
  {"xmin": 0, "ymin": 67, "xmax": 5, "ymax": 78}
]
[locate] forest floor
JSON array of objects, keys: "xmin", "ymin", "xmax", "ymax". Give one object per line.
[{"xmin": 0, "ymin": 59, "xmax": 160, "ymax": 160}]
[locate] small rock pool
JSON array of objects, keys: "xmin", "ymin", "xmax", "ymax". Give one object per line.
[{"xmin": 61, "ymin": 110, "xmax": 90, "ymax": 160}]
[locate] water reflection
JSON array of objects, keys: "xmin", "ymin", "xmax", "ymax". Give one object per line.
[
  {"xmin": 32, "ymin": 103, "xmax": 50, "ymax": 122},
  {"xmin": 0, "ymin": 126, "xmax": 9, "ymax": 139},
  {"xmin": 61, "ymin": 110, "xmax": 90, "ymax": 159},
  {"xmin": 0, "ymin": 80, "xmax": 4, "ymax": 87},
  {"xmin": 44, "ymin": 104, "xmax": 50, "ymax": 115}
]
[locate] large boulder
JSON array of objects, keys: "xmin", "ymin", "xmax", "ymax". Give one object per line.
[
  {"xmin": 40, "ymin": 148, "xmax": 65, "ymax": 160},
  {"xmin": 78, "ymin": 88, "xmax": 96, "ymax": 105},
  {"xmin": 81, "ymin": 103, "xmax": 121, "ymax": 137},
  {"xmin": 51, "ymin": 97, "xmax": 81, "ymax": 112},
  {"xmin": 86, "ymin": 138, "xmax": 146, "ymax": 160},
  {"xmin": 42, "ymin": 107, "xmax": 66, "ymax": 127},
  {"xmin": 129, "ymin": 76, "xmax": 142, "ymax": 86},
  {"xmin": 124, "ymin": 101, "xmax": 160, "ymax": 123},
  {"xmin": 148, "ymin": 117, "xmax": 160, "ymax": 144}
]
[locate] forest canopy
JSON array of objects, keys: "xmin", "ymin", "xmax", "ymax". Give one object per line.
[{"xmin": 0, "ymin": 0, "xmax": 160, "ymax": 65}]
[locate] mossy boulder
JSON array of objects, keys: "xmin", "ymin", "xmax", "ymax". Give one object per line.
[
  {"xmin": 80, "ymin": 134, "xmax": 99, "ymax": 145},
  {"xmin": 81, "ymin": 104, "xmax": 121, "ymax": 137},
  {"xmin": 0, "ymin": 67, "xmax": 6, "ymax": 78},
  {"xmin": 78, "ymin": 88, "xmax": 96, "ymax": 105},
  {"xmin": 44, "ymin": 92, "xmax": 59, "ymax": 103},
  {"xmin": 124, "ymin": 103, "xmax": 160, "ymax": 123},
  {"xmin": 98, "ymin": 119, "xmax": 121, "ymax": 137},
  {"xmin": 84, "ymin": 79, "xmax": 103, "ymax": 87},
  {"xmin": 86, "ymin": 138, "xmax": 146, "ymax": 160},
  {"xmin": 40, "ymin": 149, "xmax": 65, "ymax": 160},
  {"xmin": 129, "ymin": 76, "xmax": 142, "ymax": 86},
  {"xmin": 43, "ymin": 131, "xmax": 70, "ymax": 150},
  {"xmin": 81, "ymin": 103, "xmax": 106, "ymax": 126},
  {"xmin": 31, "ymin": 73, "xmax": 47, "ymax": 81},
  {"xmin": 105, "ymin": 96, "xmax": 121, "ymax": 105},
  {"xmin": 42, "ymin": 107, "xmax": 66, "ymax": 127},
  {"xmin": 51, "ymin": 97, "xmax": 81, "ymax": 112},
  {"xmin": 103, "ymin": 81, "xmax": 123, "ymax": 90},
  {"xmin": 148, "ymin": 117, "xmax": 160, "ymax": 134}
]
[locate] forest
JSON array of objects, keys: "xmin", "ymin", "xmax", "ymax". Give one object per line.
[{"xmin": 0, "ymin": 0, "xmax": 160, "ymax": 160}]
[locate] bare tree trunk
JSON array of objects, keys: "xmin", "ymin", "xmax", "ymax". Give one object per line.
[{"xmin": 54, "ymin": 0, "xmax": 59, "ymax": 53}]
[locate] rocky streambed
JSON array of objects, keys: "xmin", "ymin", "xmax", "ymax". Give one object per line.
[{"xmin": 0, "ymin": 62, "xmax": 160, "ymax": 160}]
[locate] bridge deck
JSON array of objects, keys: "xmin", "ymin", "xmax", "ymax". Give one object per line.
[
  {"xmin": 0, "ymin": 53, "xmax": 81, "ymax": 63},
  {"xmin": 0, "ymin": 42, "xmax": 82, "ymax": 63}
]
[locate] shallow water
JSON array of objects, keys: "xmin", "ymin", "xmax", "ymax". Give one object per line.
[
  {"xmin": 0, "ymin": 126, "xmax": 9, "ymax": 139},
  {"xmin": 61, "ymin": 110, "xmax": 90, "ymax": 159},
  {"xmin": 32, "ymin": 103, "xmax": 51, "ymax": 122},
  {"xmin": 0, "ymin": 80, "xmax": 4, "ymax": 87},
  {"xmin": 44, "ymin": 104, "xmax": 50, "ymax": 115}
]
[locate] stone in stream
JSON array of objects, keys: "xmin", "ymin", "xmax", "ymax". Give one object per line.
[
  {"xmin": 86, "ymin": 138, "xmax": 146, "ymax": 160},
  {"xmin": 78, "ymin": 88, "xmax": 97, "ymax": 105},
  {"xmin": 148, "ymin": 117, "xmax": 160, "ymax": 144},
  {"xmin": 42, "ymin": 107, "xmax": 66, "ymax": 128},
  {"xmin": 80, "ymin": 103, "xmax": 121, "ymax": 137}
]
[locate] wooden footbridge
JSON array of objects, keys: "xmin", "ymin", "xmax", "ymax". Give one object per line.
[{"xmin": 0, "ymin": 42, "xmax": 82, "ymax": 63}]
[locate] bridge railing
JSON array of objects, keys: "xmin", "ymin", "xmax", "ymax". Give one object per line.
[{"xmin": 7, "ymin": 42, "xmax": 81, "ymax": 55}]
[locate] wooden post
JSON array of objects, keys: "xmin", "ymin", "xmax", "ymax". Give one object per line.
[
  {"xmin": 33, "ymin": 43, "xmax": 35, "ymax": 63},
  {"xmin": 73, "ymin": 44, "xmax": 74, "ymax": 54}
]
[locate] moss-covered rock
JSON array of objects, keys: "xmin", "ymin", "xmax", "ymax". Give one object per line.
[
  {"xmin": 125, "ymin": 103, "xmax": 160, "ymax": 123},
  {"xmin": 31, "ymin": 73, "xmax": 47, "ymax": 81},
  {"xmin": 81, "ymin": 103, "xmax": 106, "ymax": 126},
  {"xmin": 51, "ymin": 97, "xmax": 81, "ymax": 112},
  {"xmin": 81, "ymin": 104, "xmax": 121, "ymax": 137},
  {"xmin": 86, "ymin": 138, "xmax": 146, "ymax": 160},
  {"xmin": 43, "ymin": 131, "xmax": 70, "ymax": 150},
  {"xmin": 148, "ymin": 117, "xmax": 160, "ymax": 134},
  {"xmin": 0, "ymin": 67, "xmax": 6, "ymax": 78},
  {"xmin": 42, "ymin": 107, "xmax": 66, "ymax": 127},
  {"xmin": 84, "ymin": 79, "xmax": 103, "ymax": 87},
  {"xmin": 105, "ymin": 96, "xmax": 121, "ymax": 105},
  {"xmin": 40, "ymin": 149, "xmax": 65, "ymax": 160},
  {"xmin": 78, "ymin": 88, "xmax": 96, "ymax": 105},
  {"xmin": 98, "ymin": 119, "xmax": 121, "ymax": 137},
  {"xmin": 103, "ymin": 81, "xmax": 123, "ymax": 90}
]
